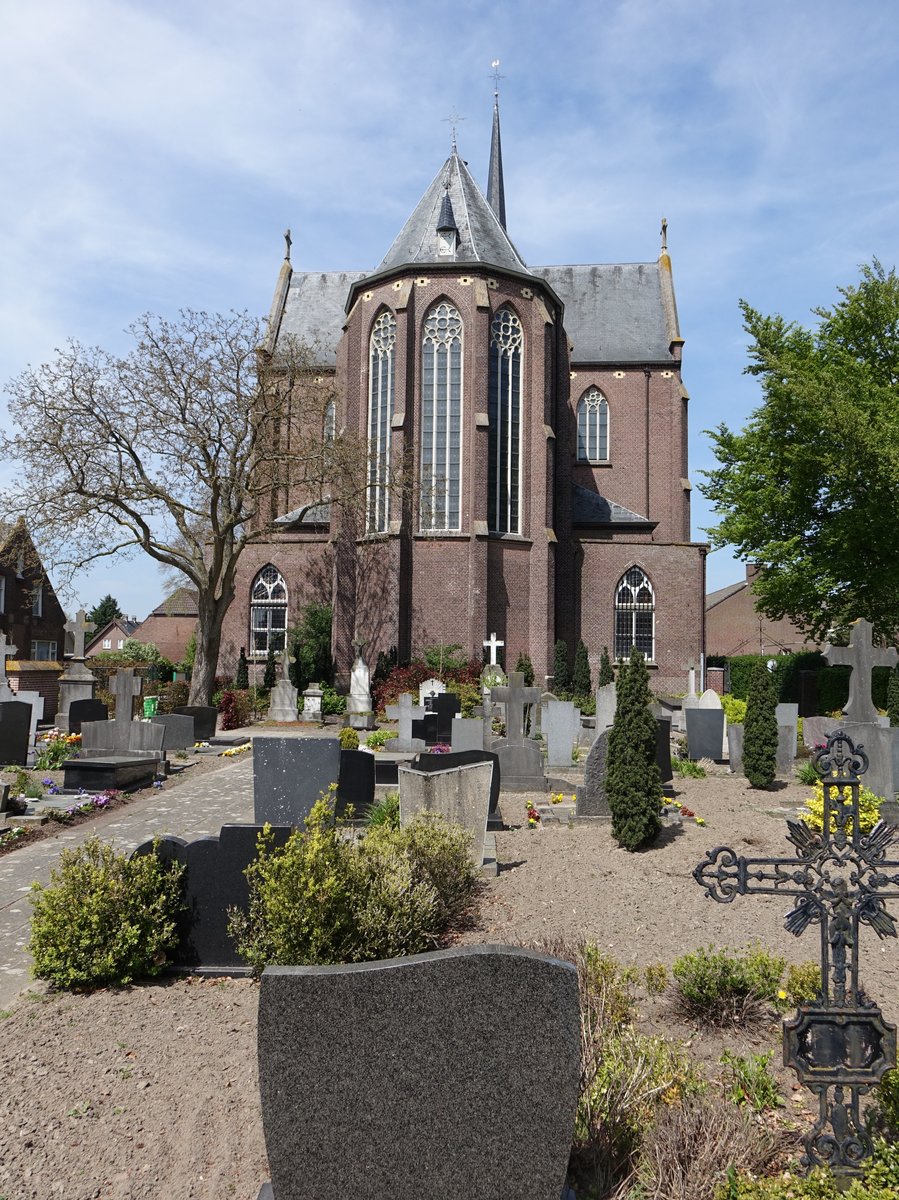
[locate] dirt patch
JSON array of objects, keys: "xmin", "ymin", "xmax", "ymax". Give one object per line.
[{"xmin": 1, "ymin": 768, "xmax": 896, "ymax": 1199}]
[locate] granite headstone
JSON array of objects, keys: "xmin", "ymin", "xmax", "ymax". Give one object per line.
[
  {"xmin": 68, "ymin": 698, "xmax": 108, "ymax": 736},
  {"xmin": 173, "ymin": 705, "xmax": 218, "ymax": 741},
  {"xmin": 543, "ymin": 699, "xmax": 581, "ymax": 768},
  {"xmin": 0, "ymin": 701, "xmax": 32, "ymax": 767},
  {"xmin": 253, "ymin": 737, "xmax": 341, "ymax": 826},
  {"xmin": 432, "ymin": 693, "xmax": 461, "ymax": 743},
  {"xmin": 684, "ymin": 707, "xmax": 726, "ymax": 761},
  {"xmin": 411, "ymin": 749, "xmax": 501, "ymax": 828},
  {"xmin": 398, "ymin": 761, "xmax": 492, "ymax": 868},
  {"xmin": 450, "ymin": 717, "xmax": 484, "ymax": 753},
  {"xmin": 151, "ymin": 713, "xmax": 195, "ymax": 751},
  {"xmin": 336, "ymin": 748, "xmax": 376, "ymax": 818},
  {"xmin": 576, "ymin": 728, "xmax": 611, "ymax": 818}
]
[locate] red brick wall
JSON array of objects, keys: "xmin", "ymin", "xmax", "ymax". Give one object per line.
[
  {"xmin": 8, "ymin": 666, "xmax": 61, "ymax": 722},
  {"xmin": 706, "ymin": 583, "xmax": 817, "ymax": 657}
]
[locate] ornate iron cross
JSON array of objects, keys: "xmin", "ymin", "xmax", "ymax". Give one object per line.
[{"xmin": 694, "ymin": 730, "xmax": 898, "ymax": 1180}]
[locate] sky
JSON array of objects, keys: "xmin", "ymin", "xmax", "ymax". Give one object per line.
[{"xmin": 1, "ymin": 0, "xmax": 896, "ymax": 621}]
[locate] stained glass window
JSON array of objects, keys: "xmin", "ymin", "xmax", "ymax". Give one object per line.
[
  {"xmin": 421, "ymin": 303, "xmax": 463, "ymax": 530},
  {"xmin": 488, "ymin": 308, "xmax": 523, "ymax": 533},
  {"xmin": 614, "ymin": 566, "xmax": 654, "ymax": 660},
  {"xmin": 367, "ymin": 311, "xmax": 395, "ymax": 533}
]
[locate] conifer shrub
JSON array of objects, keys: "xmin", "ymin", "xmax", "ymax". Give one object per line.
[
  {"xmin": 28, "ymin": 836, "xmax": 184, "ymax": 989},
  {"xmin": 553, "ymin": 638, "xmax": 571, "ymax": 692},
  {"xmin": 571, "ymin": 639, "xmax": 592, "ymax": 698},
  {"xmin": 515, "ymin": 652, "xmax": 535, "ymax": 687},
  {"xmin": 235, "ymin": 647, "xmax": 249, "ymax": 690},
  {"xmin": 606, "ymin": 647, "xmax": 662, "ymax": 850},
  {"xmin": 263, "ymin": 647, "xmax": 277, "ymax": 690},
  {"xmin": 743, "ymin": 661, "xmax": 778, "ymax": 788},
  {"xmin": 597, "ymin": 646, "xmax": 614, "ymax": 687},
  {"xmin": 888, "ymin": 667, "xmax": 899, "ymax": 727},
  {"xmin": 338, "ymin": 726, "xmax": 359, "ymax": 749}
]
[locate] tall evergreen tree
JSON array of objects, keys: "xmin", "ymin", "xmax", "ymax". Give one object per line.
[
  {"xmin": 888, "ymin": 667, "xmax": 899, "ymax": 728},
  {"xmin": 606, "ymin": 647, "xmax": 662, "ymax": 851},
  {"xmin": 598, "ymin": 646, "xmax": 615, "ymax": 687},
  {"xmin": 572, "ymin": 639, "xmax": 592, "ymax": 698},
  {"xmin": 515, "ymin": 652, "xmax": 535, "ymax": 688},
  {"xmin": 263, "ymin": 647, "xmax": 277, "ymax": 691},
  {"xmin": 87, "ymin": 593, "xmax": 123, "ymax": 629},
  {"xmin": 235, "ymin": 647, "xmax": 249, "ymax": 690},
  {"xmin": 553, "ymin": 639, "xmax": 570, "ymax": 693},
  {"xmin": 743, "ymin": 661, "xmax": 779, "ymax": 788}
]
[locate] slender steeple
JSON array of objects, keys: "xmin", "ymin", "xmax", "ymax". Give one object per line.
[{"xmin": 486, "ymin": 59, "xmax": 506, "ymax": 230}]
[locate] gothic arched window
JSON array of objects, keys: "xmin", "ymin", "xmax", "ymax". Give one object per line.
[
  {"xmin": 250, "ymin": 564, "xmax": 288, "ymax": 657},
  {"xmin": 420, "ymin": 302, "xmax": 463, "ymax": 530},
  {"xmin": 323, "ymin": 399, "xmax": 336, "ymax": 443},
  {"xmin": 367, "ymin": 311, "xmax": 395, "ymax": 533},
  {"xmin": 488, "ymin": 307, "xmax": 523, "ymax": 533},
  {"xmin": 577, "ymin": 387, "xmax": 610, "ymax": 462},
  {"xmin": 614, "ymin": 566, "xmax": 654, "ymax": 660}
]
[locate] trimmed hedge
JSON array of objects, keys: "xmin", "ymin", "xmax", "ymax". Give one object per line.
[{"xmin": 721, "ymin": 651, "xmax": 892, "ymax": 714}]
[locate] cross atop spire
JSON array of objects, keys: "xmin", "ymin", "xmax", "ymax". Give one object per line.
[
  {"xmin": 491, "ymin": 58, "xmax": 504, "ymax": 98},
  {"xmin": 486, "ymin": 61, "xmax": 507, "ymax": 231},
  {"xmin": 442, "ymin": 110, "xmax": 465, "ymax": 153}
]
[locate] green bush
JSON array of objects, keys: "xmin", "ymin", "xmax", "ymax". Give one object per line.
[
  {"xmin": 321, "ymin": 686, "xmax": 346, "ymax": 715},
  {"xmin": 572, "ymin": 639, "xmax": 592, "ymax": 698},
  {"xmin": 155, "ymin": 679, "xmax": 190, "ymax": 713},
  {"xmin": 597, "ymin": 646, "xmax": 614, "ymax": 687},
  {"xmin": 445, "ymin": 679, "xmax": 480, "ymax": 716},
  {"xmin": 801, "ymin": 780, "xmax": 883, "ymax": 836},
  {"xmin": 229, "ymin": 798, "xmax": 477, "ymax": 972},
  {"xmin": 784, "ymin": 961, "xmax": 822, "ymax": 1006},
  {"xmin": 743, "ymin": 662, "xmax": 778, "ymax": 788},
  {"xmin": 365, "ymin": 730, "xmax": 392, "ymax": 751},
  {"xmin": 553, "ymin": 638, "xmax": 570, "ymax": 692},
  {"xmin": 720, "ymin": 694, "xmax": 747, "ymax": 725},
  {"xmin": 422, "ymin": 643, "xmax": 469, "ymax": 674},
  {"xmin": 718, "ymin": 1149, "xmax": 899, "ymax": 1200},
  {"xmin": 867, "ymin": 1068, "xmax": 899, "ymax": 1139},
  {"xmin": 606, "ymin": 647, "xmax": 662, "ymax": 851},
  {"xmin": 263, "ymin": 648, "xmax": 277, "ymax": 690},
  {"xmin": 672, "ymin": 944, "xmax": 785, "ymax": 1024},
  {"xmin": 28, "ymin": 836, "xmax": 184, "ymax": 989},
  {"xmin": 338, "ymin": 726, "xmax": 360, "ymax": 749},
  {"xmin": 289, "ymin": 601, "xmax": 333, "ymax": 693},
  {"xmin": 673, "ymin": 757, "xmax": 707, "ymax": 778},
  {"xmin": 515, "ymin": 652, "xmax": 535, "ymax": 687},
  {"xmin": 720, "ymin": 1050, "xmax": 783, "ymax": 1112},
  {"xmin": 724, "ymin": 652, "xmax": 826, "ymax": 703},
  {"xmin": 367, "ymin": 790, "xmax": 400, "ymax": 829}
]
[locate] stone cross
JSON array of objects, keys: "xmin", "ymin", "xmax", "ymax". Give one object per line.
[
  {"xmin": 823, "ymin": 618, "xmax": 898, "ymax": 725},
  {"xmin": 0, "ymin": 633, "xmax": 16, "ymax": 690},
  {"xmin": 490, "ymin": 671, "xmax": 541, "ymax": 746},
  {"xmin": 65, "ymin": 609, "xmax": 95, "ymax": 661},
  {"xmin": 113, "ymin": 667, "xmax": 143, "ymax": 727},
  {"xmin": 397, "ymin": 692, "xmax": 424, "ymax": 744},
  {"xmin": 277, "ymin": 648, "xmax": 296, "ymax": 682},
  {"xmin": 483, "ymin": 631, "xmax": 504, "ymax": 666}
]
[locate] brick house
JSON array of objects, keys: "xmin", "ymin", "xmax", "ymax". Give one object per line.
[
  {"xmin": 221, "ymin": 102, "xmax": 707, "ymax": 693},
  {"xmin": 706, "ymin": 564, "xmax": 817, "ymax": 658},
  {"xmin": 134, "ymin": 587, "xmax": 198, "ymax": 665},
  {"xmin": 85, "ymin": 616, "xmax": 141, "ymax": 658},
  {"xmin": 0, "ymin": 519, "xmax": 67, "ymax": 719}
]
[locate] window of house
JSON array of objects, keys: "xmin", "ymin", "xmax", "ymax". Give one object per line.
[
  {"xmin": 421, "ymin": 303, "xmax": 463, "ymax": 530},
  {"xmin": 32, "ymin": 585, "xmax": 43, "ymax": 617},
  {"xmin": 117, "ymin": 639, "xmax": 125, "ymax": 649},
  {"xmin": 31, "ymin": 640, "xmax": 57, "ymax": 660},
  {"xmin": 250, "ymin": 565, "xmax": 288, "ymax": 657},
  {"xmin": 367, "ymin": 311, "xmax": 396, "ymax": 533},
  {"xmin": 614, "ymin": 566, "xmax": 655, "ymax": 660},
  {"xmin": 103, "ymin": 638, "xmax": 112, "ymax": 649},
  {"xmin": 488, "ymin": 307, "xmax": 523, "ymax": 534},
  {"xmin": 577, "ymin": 387, "xmax": 610, "ymax": 462}
]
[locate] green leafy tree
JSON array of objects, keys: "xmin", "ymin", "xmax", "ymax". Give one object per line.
[
  {"xmin": 553, "ymin": 639, "xmax": 571, "ymax": 693},
  {"xmin": 290, "ymin": 602, "xmax": 333, "ymax": 693},
  {"xmin": 701, "ymin": 262, "xmax": 899, "ymax": 644},
  {"xmin": 888, "ymin": 667, "xmax": 899, "ymax": 728},
  {"xmin": 606, "ymin": 647, "xmax": 662, "ymax": 851},
  {"xmin": 572, "ymin": 639, "xmax": 592, "ymax": 698},
  {"xmin": 87, "ymin": 593, "xmax": 123, "ymax": 629},
  {"xmin": 515, "ymin": 652, "xmax": 535, "ymax": 688},
  {"xmin": 263, "ymin": 646, "xmax": 277, "ymax": 690},
  {"xmin": 235, "ymin": 646, "xmax": 249, "ymax": 690},
  {"xmin": 598, "ymin": 645, "xmax": 614, "ymax": 687},
  {"xmin": 743, "ymin": 661, "xmax": 779, "ymax": 788}
]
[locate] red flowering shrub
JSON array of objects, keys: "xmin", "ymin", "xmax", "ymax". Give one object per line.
[{"xmin": 372, "ymin": 659, "xmax": 483, "ymax": 716}]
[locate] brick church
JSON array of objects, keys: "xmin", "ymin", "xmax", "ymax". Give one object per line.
[{"xmin": 222, "ymin": 99, "xmax": 707, "ymax": 693}]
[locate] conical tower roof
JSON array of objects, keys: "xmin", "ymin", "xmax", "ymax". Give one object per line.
[{"xmin": 374, "ymin": 151, "xmax": 529, "ymax": 276}]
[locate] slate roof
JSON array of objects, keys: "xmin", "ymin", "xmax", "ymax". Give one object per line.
[
  {"xmin": 571, "ymin": 483, "xmax": 655, "ymax": 529},
  {"xmin": 375, "ymin": 152, "xmax": 529, "ymax": 276},
  {"xmin": 273, "ymin": 500, "xmax": 332, "ymax": 528},
  {"xmin": 530, "ymin": 263, "xmax": 674, "ymax": 364},
  {"xmin": 149, "ymin": 587, "xmax": 199, "ymax": 618},
  {"xmin": 276, "ymin": 270, "xmax": 367, "ymax": 366},
  {"xmin": 705, "ymin": 580, "xmax": 748, "ymax": 610}
]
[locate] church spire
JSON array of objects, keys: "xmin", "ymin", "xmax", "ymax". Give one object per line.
[{"xmin": 487, "ymin": 59, "xmax": 506, "ymax": 230}]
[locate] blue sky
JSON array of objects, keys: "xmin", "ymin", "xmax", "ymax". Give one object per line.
[{"xmin": 1, "ymin": 0, "xmax": 897, "ymax": 621}]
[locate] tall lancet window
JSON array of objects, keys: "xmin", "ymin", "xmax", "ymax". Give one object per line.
[
  {"xmin": 577, "ymin": 387, "xmax": 610, "ymax": 462},
  {"xmin": 250, "ymin": 565, "xmax": 288, "ymax": 657},
  {"xmin": 367, "ymin": 311, "xmax": 396, "ymax": 533},
  {"xmin": 420, "ymin": 302, "xmax": 463, "ymax": 530},
  {"xmin": 488, "ymin": 307, "xmax": 523, "ymax": 533},
  {"xmin": 614, "ymin": 566, "xmax": 655, "ymax": 661}
]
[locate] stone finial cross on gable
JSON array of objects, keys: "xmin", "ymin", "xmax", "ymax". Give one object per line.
[
  {"xmin": 823, "ymin": 618, "xmax": 898, "ymax": 725},
  {"xmin": 483, "ymin": 631, "xmax": 504, "ymax": 666},
  {"xmin": 65, "ymin": 609, "xmax": 95, "ymax": 661},
  {"xmin": 490, "ymin": 670, "xmax": 541, "ymax": 745},
  {"xmin": 0, "ymin": 633, "xmax": 17, "ymax": 687},
  {"xmin": 113, "ymin": 667, "xmax": 143, "ymax": 725}
]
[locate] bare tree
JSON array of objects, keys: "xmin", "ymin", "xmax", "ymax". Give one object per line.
[{"xmin": 0, "ymin": 310, "xmax": 367, "ymax": 703}]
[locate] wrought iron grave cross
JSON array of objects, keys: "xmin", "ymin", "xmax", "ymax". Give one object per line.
[{"xmin": 694, "ymin": 730, "xmax": 898, "ymax": 1181}]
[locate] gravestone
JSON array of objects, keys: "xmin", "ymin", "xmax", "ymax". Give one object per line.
[
  {"xmin": 432, "ymin": 693, "xmax": 461, "ymax": 743},
  {"xmin": 482, "ymin": 631, "xmax": 504, "ymax": 665},
  {"xmin": 594, "ymin": 682, "xmax": 616, "ymax": 734},
  {"xmin": 151, "ymin": 713, "xmax": 195, "ymax": 751},
  {"xmin": 411, "ymin": 713, "xmax": 438, "ymax": 745},
  {"xmin": 68, "ymin": 698, "xmax": 108, "ymax": 735},
  {"xmin": 63, "ymin": 755, "xmax": 159, "ymax": 791},
  {"xmin": 727, "ymin": 724, "xmax": 744, "ymax": 773},
  {"xmin": 57, "ymin": 609, "xmax": 97, "ymax": 732},
  {"xmin": 336, "ymin": 748, "xmax": 376, "ymax": 818},
  {"xmin": 384, "ymin": 692, "xmax": 426, "ymax": 752},
  {"xmin": 302, "ymin": 684, "xmax": 323, "ymax": 721},
  {"xmin": 15, "ymin": 690, "xmax": 44, "ymax": 766},
  {"xmin": 775, "ymin": 702, "xmax": 799, "ymax": 762},
  {"xmin": 412, "ymin": 750, "xmax": 501, "ymax": 828},
  {"xmin": 0, "ymin": 701, "xmax": 33, "ymax": 767},
  {"xmin": 480, "ymin": 664, "xmax": 507, "ymax": 704},
  {"xmin": 268, "ymin": 652, "xmax": 299, "ymax": 722},
  {"xmin": 347, "ymin": 643, "xmax": 374, "ymax": 730},
  {"xmin": 543, "ymin": 699, "xmax": 581, "ymax": 768},
  {"xmin": 398, "ymin": 761, "xmax": 493, "ymax": 868},
  {"xmin": 824, "ymin": 618, "xmax": 897, "ymax": 725},
  {"xmin": 656, "ymin": 716, "xmax": 674, "ymax": 795},
  {"xmin": 253, "ymin": 737, "xmax": 341, "ymax": 826},
  {"xmin": 173, "ymin": 705, "xmax": 219, "ymax": 741},
  {"xmin": 132, "ymin": 824, "xmax": 293, "ymax": 972},
  {"xmin": 450, "ymin": 717, "xmax": 483, "ymax": 753},
  {"xmin": 78, "ymin": 669, "xmax": 165, "ymax": 771},
  {"xmin": 803, "ymin": 715, "xmax": 841, "ymax": 752},
  {"xmin": 418, "ymin": 678, "xmax": 445, "ymax": 707},
  {"xmin": 576, "ymin": 728, "xmax": 610, "ymax": 818},
  {"xmin": 490, "ymin": 672, "xmax": 544, "ymax": 791},
  {"xmin": 256, "ymin": 946, "xmax": 581, "ymax": 1200},
  {"xmin": 685, "ymin": 707, "xmax": 726, "ymax": 761}
]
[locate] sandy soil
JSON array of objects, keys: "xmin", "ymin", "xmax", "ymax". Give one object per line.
[{"xmin": 1, "ymin": 767, "xmax": 896, "ymax": 1200}]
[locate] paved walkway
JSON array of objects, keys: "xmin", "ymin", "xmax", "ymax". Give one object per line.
[{"xmin": 0, "ymin": 726, "xmax": 328, "ymax": 1009}]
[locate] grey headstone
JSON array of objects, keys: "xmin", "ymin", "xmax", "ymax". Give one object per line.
[
  {"xmin": 256, "ymin": 946, "xmax": 581, "ymax": 1200},
  {"xmin": 268, "ymin": 679, "xmax": 299, "ymax": 722},
  {"xmin": 684, "ymin": 708, "xmax": 726, "ymax": 761},
  {"xmin": 577, "ymin": 728, "xmax": 610, "ymax": 818},
  {"xmin": 803, "ymin": 715, "xmax": 841, "ymax": 751},
  {"xmin": 412, "ymin": 750, "xmax": 501, "ymax": 827},
  {"xmin": 656, "ymin": 716, "xmax": 673, "ymax": 792},
  {"xmin": 824, "ymin": 618, "xmax": 898, "ymax": 725},
  {"xmin": 491, "ymin": 739, "xmax": 544, "ymax": 791},
  {"xmin": 173, "ymin": 705, "xmax": 218, "ymax": 741},
  {"xmin": 594, "ymin": 682, "xmax": 616, "ymax": 734},
  {"xmin": 398, "ymin": 761, "xmax": 492, "ymax": 867},
  {"xmin": 839, "ymin": 722, "xmax": 899, "ymax": 802},
  {"xmin": 450, "ymin": 717, "xmax": 484, "ymax": 752},
  {"xmin": 385, "ymin": 692, "xmax": 426, "ymax": 751},
  {"xmin": 253, "ymin": 737, "xmax": 341, "ymax": 826},
  {"xmin": 727, "ymin": 724, "xmax": 744, "ymax": 773},
  {"xmin": 543, "ymin": 700, "xmax": 581, "ymax": 768},
  {"xmin": 151, "ymin": 713, "xmax": 195, "ymax": 750},
  {"xmin": 776, "ymin": 725, "xmax": 795, "ymax": 774}
]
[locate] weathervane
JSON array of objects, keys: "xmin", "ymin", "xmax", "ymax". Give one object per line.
[
  {"xmin": 442, "ymin": 109, "xmax": 465, "ymax": 153},
  {"xmin": 283, "ymin": 228, "xmax": 292, "ymax": 263},
  {"xmin": 490, "ymin": 58, "xmax": 504, "ymax": 98}
]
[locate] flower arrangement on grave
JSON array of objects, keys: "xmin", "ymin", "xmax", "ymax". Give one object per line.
[
  {"xmin": 48, "ymin": 791, "xmax": 117, "ymax": 823},
  {"xmin": 220, "ymin": 741, "xmax": 252, "ymax": 758},
  {"xmin": 526, "ymin": 800, "xmax": 540, "ymax": 827},
  {"xmin": 35, "ymin": 730, "xmax": 81, "ymax": 770},
  {"xmin": 669, "ymin": 799, "xmax": 705, "ymax": 826},
  {"xmin": 550, "ymin": 792, "xmax": 576, "ymax": 804},
  {"xmin": 430, "ymin": 743, "xmax": 452, "ymax": 754}
]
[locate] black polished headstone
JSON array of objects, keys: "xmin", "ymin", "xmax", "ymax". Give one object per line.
[
  {"xmin": 132, "ymin": 824, "xmax": 292, "ymax": 971},
  {"xmin": 798, "ymin": 671, "xmax": 819, "ymax": 719},
  {"xmin": 656, "ymin": 717, "xmax": 674, "ymax": 796},
  {"xmin": 62, "ymin": 755, "xmax": 158, "ymax": 791},
  {"xmin": 253, "ymin": 736, "xmax": 341, "ymax": 826},
  {"xmin": 337, "ymin": 749, "xmax": 376, "ymax": 818},
  {"xmin": 0, "ymin": 701, "xmax": 34, "ymax": 767},
  {"xmin": 68, "ymin": 698, "xmax": 108, "ymax": 735},
  {"xmin": 432, "ymin": 693, "xmax": 461, "ymax": 743},
  {"xmin": 173, "ymin": 705, "xmax": 219, "ymax": 741},
  {"xmin": 411, "ymin": 713, "xmax": 438, "ymax": 745},
  {"xmin": 411, "ymin": 750, "xmax": 501, "ymax": 827}
]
